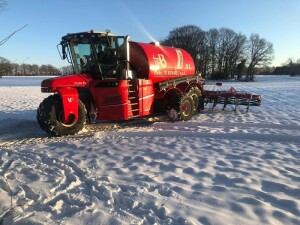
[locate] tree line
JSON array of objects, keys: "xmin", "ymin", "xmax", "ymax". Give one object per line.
[
  {"xmin": 272, "ymin": 58, "xmax": 300, "ymax": 76},
  {"xmin": 1, "ymin": 22, "xmax": 298, "ymax": 78},
  {"xmin": 162, "ymin": 25, "xmax": 275, "ymax": 81},
  {"xmin": 0, "ymin": 57, "xmax": 72, "ymax": 76}
]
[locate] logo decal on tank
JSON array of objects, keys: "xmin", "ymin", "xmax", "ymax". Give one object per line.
[{"xmin": 153, "ymin": 54, "xmax": 167, "ymax": 68}]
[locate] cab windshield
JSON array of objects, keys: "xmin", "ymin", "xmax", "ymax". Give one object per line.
[{"xmin": 67, "ymin": 35, "xmax": 126, "ymax": 79}]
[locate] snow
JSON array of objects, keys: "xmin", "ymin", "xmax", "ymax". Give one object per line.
[{"xmin": 0, "ymin": 75, "xmax": 300, "ymax": 225}]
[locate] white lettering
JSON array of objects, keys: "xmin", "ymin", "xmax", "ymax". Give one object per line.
[
  {"xmin": 176, "ymin": 49, "xmax": 183, "ymax": 69},
  {"xmin": 153, "ymin": 54, "xmax": 167, "ymax": 68},
  {"xmin": 185, "ymin": 64, "xmax": 192, "ymax": 69}
]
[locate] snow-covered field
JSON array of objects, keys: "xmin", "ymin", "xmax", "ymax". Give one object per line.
[{"xmin": 0, "ymin": 75, "xmax": 300, "ymax": 225}]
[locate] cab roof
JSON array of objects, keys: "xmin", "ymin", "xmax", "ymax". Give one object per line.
[{"xmin": 61, "ymin": 30, "xmax": 119, "ymax": 41}]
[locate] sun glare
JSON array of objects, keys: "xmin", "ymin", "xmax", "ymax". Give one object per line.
[{"xmin": 119, "ymin": 2, "xmax": 156, "ymax": 42}]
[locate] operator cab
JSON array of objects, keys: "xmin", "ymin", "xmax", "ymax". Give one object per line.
[{"xmin": 59, "ymin": 30, "xmax": 131, "ymax": 80}]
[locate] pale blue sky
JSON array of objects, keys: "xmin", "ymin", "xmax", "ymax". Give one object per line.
[{"xmin": 1, "ymin": 0, "xmax": 299, "ymax": 68}]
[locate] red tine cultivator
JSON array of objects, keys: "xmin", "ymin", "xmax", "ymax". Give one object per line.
[{"xmin": 203, "ymin": 82, "xmax": 262, "ymax": 112}]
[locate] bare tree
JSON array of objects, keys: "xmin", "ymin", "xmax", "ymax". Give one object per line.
[
  {"xmin": 247, "ymin": 34, "xmax": 274, "ymax": 81},
  {"xmin": 206, "ymin": 29, "xmax": 219, "ymax": 76},
  {"xmin": 0, "ymin": 0, "xmax": 7, "ymax": 11},
  {"xmin": 162, "ymin": 25, "xmax": 206, "ymax": 74},
  {"xmin": 31, "ymin": 64, "xmax": 39, "ymax": 75},
  {"xmin": 215, "ymin": 28, "xmax": 235, "ymax": 78},
  {"xmin": 206, "ymin": 28, "xmax": 247, "ymax": 79},
  {"xmin": 236, "ymin": 59, "xmax": 247, "ymax": 79},
  {"xmin": 219, "ymin": 29, "xmax": 243, "ymax": 78},
  {"xmin": 0, "ymin": 56, "xmax": 11, "ymax": 75},
  {"xmin": 285, "ymin": 58, "xmax": 300, "ymax": 76},
  {"xmin": 198, "ymin": 35, "xmax": 210, "ymax": 77},
  {"xmin": 162, "ymin": 26, "xmax": 275, "ymax": 80},
  {"xmin": 227, "ymin": 33, "xmax": 247, "ymax": 78}
]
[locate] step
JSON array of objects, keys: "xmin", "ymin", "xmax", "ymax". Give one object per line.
[
  {"xmin": 128, "ymin": 96, "xmax": 138, "ymax": 100},
  {"xmin": 128, "ymin": 115, "xmax": 140, "ymax": 118}
]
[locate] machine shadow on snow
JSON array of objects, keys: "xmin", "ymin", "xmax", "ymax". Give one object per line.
[
  {"xmin": 0, "ymin": 110, "xmax": 49, "ymax": 141},
  {"xmin": 0, "ymin": 109, "xmax": 158, "ymax": 144}
]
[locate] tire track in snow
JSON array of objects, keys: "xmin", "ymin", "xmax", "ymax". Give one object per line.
[
  {"xmin": 116, "ymin": 121, "xmax": 300, "ymax": 144},
  {"xmin": 0, "ymin": 147, "xmax": 190, "ymax": 224}
]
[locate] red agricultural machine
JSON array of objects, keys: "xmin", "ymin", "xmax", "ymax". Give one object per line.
[{"xmin": 37, "ymin": 30, "xmax": 261, "ymax": 136}]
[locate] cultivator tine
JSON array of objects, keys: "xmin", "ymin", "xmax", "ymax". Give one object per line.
[
  {"xmin": 212, "ymin": 98, "xmax": 218, "ymax": 110},
  {"xmin": 246, "ymin": 95, "xmax": 252, "ymax": 113},
  {"xmin": 222, "ymin": 98, "xmax": 227, "ymax": 110},
  {"xmin": 246, "ymin": 104, "xmax": 250, "ymax": 113},
  {"xmin": 234, "ymin": 98, "xmax": 238, "ymax": 111}
]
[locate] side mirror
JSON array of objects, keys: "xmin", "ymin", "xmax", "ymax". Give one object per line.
[
  {"xmin": 57, "ymin": 43, "xmax": 67, "ymax": 60},
  {"xmin": 62, "ymin": 45, "xmax": 67, "ymax": 60}
]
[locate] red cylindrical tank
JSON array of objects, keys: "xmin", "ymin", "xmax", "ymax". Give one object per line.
[{"xmin": 129, "ymin": 41, "xmax": 195, "ymax": 84}]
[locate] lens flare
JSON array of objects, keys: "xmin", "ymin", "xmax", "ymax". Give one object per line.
[{"xmin": 119, "ymin": 2, "xmax": 156, "ymax": 42}]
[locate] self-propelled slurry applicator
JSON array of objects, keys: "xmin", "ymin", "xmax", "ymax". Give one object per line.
[{"xmin": 37, "ymin": 30, "xmax": 261, "ymax": 136}]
